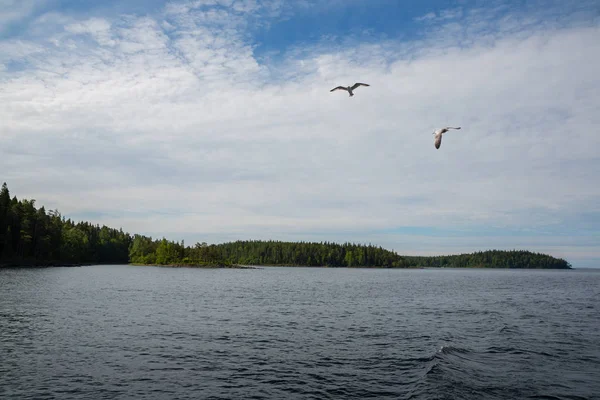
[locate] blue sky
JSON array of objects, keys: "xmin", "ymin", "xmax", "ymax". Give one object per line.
[{"xmin": 1, "ymin": 0, "xmax": 599, "ymax": 267}]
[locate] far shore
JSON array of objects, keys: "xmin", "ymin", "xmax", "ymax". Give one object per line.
[
  {"xmin": 1, "ymin": 263, "xmax": 573, "ymax": 270},
  {"xmin": 130, "ymin": 263, "xmax": 259, "ymax": 269},
  {"xmin": 129, "ymin": 264, "xmax": 573, "ymax": 270},
  {"xmin": 132, "ymin": 263, "xmax": 426, "ymax": 269},
  {"xmin": 0, "ymin": 262, "xmax": 89, "ymax": 268}
]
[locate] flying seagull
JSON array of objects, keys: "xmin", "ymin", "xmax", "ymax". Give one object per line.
[
  {"xmin": 433, "ymin": 127, "xmax": 461, "ymax": 149},
  {"xmin": 330, "ymin": 82, "xmax": 370, "ymax": 97}
]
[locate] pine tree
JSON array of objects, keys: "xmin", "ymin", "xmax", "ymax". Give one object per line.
[{"xmin": 0, "ymin": 182, "xmax": 10, "ymax": 255}]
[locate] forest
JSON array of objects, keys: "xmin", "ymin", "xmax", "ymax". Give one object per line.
[
  {"xmin": 128, "ymin": 237, "xmax": 405, "ymax": 267},
  {"xmin": 0, "ymin": 183, "xmax": 131, "ymax": 265},
  {"xmin": 402, "ymin": 250, "xmax": 571, "ymax": 269},
  {"xmin": 0, "ymin": 183, "xmax": 571, "ymax": 269}
]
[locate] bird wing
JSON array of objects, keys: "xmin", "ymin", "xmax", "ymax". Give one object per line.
[
  {"xmin": 351, "ymin": 82, "xmax": 370, "ymax": 90},
  {"xmin": 434, "ymin": 133, "xmax": 442, "ymax": 149},
  {"xmin": 330, "ymin": 86, "xmax": 348, "ymax": 92},
  {"xmin": 445, "ymin": 126, "xmax": 461, "ymax": 130}
]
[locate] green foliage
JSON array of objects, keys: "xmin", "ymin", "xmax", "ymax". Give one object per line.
[
  {"xmin": 61, "ymin": 227, "xmax": 89, "ymax": 262},
  {"xmin": 129, "ymin": 234, "xmax": 158, "ymax": 264},
  {"xmin": 0, "ymin": 182, "xmax": 132, "ymax": 265},
  {"xmin": 403, "ymin": 250, "xmax": 571, "ymax": 269},
  {"xmin": 129, "ymin": 239, "xmax": 231, "ymax": 266},
  {"xmin": 0, "ymin": 183, "xmax": 11, "ymax": 257},
  {"xmin": 126, "ymin": 238, "xmax": 405, "ymax": 267},
  {"xmin": 211, "ymin": 240, "xmax": 406, "ymax": 267},
  {"xmin": 155, "ymin": 239, "xmax": 181, "ymax": 265}
]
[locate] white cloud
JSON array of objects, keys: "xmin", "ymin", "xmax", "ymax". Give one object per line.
[
  {"xmin": 415, "ymin": 8, "xmax": 462, "ymax": 23},
  {"xmin": 414, "ymin": 12, "xmax": 436, "ymax": 22},
  {"xmin": 65, "ymin": 18, "xmax": 116, "ymax": 47},
  {"xmin": 0, "ymin": 0, "xmax": 46, "ymax": 33},
  {"xmin": 0, "ymin": 0, "xmax": 599, "ymax": 266}
]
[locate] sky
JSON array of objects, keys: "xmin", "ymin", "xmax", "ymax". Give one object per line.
[{"xmin": 1, "ymin": 0, "xmax": 599, "ymax": 267}]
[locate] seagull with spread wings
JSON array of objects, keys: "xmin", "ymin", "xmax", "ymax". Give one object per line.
[
  {"xmin": 330, "ymin": 82, "xmax": 370, "ymax": 97},
  {"xmin": 433, "ymin": 127, "xmax": 461, "ymax": 149}
]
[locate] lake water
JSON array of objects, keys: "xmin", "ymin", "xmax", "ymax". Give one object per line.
[{"xmin": 1, "ymin": 265, "xmax": 599, "ymax": 399}]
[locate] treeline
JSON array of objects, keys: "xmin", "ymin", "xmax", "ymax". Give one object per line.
[
  {"xmin": 213, "ymin": 240, "xmax": 406, "ymax": 267},
  {"xmin": 128, "ymin": 235, "xmax": 229, "ymax": 266},
  {"xmin": 127, "ymin": 237, "xmax": 404, "ymax": 267},
  {"xmin": 0, "ymin": 183, "xmax": 405, "ymax": 267},
  {"xmin": 0, "ymin": 183, "xmax": 131, "ymax": 266},
  {"xmin": 1, "ymin": 183, "xmax": 571, "ymax": 269},
  {"xmin": 403, "ymin": 250, "xmax": 571, "ymax": 269}
]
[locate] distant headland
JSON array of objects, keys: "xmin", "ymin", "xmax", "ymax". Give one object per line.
[{"xmin": 0, "ymin": 183, "xmax": 571, "ymax": 269}]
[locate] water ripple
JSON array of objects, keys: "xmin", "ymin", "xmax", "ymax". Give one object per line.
[{"xmin": 1, "ymin": 266, "xmax": 599, "ymax": 399}]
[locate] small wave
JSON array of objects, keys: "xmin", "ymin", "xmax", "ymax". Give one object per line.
[
  {"xmin": 499, "ymin": 324, "xmax": 521, "ymax": 333},
  {"xmin": 527, "ymin": 396, "xmax": 590, "ymax": 400},
  {"xmin": 486, "ymin": 346, "xmax": 557, "ymax": 358},
  {"xmin": 437, "ymin": 345, "xmax": 472, "ymax": 355}
]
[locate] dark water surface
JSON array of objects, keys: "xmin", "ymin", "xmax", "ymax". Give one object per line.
[{"xmin": 1, "ymin": 265, "xmax": 599, "ymax": 399}]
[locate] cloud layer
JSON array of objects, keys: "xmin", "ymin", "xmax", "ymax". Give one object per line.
[{"xmin": 1, "ymin": 0, "xmax": 599, "ymax": 267}]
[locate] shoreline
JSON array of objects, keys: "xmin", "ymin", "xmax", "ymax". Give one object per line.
[
  {"xmin": 134, "ymin": 264, "xmax": 571, "ymax": 270},
  {"xmin": 1, "ymin": 263, "xmax": 572, "ymax": 270},
  {"xmin": 0, "ymin": 262, "xmax": 90, "ymax": 268},
  {"xmin": 130, "ymin": 263, "xmax": 259, "ymax": 269}
]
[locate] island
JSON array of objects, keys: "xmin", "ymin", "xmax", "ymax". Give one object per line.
[{"xmin": 0, "ymin": 183, "xmax": 572, "ymax": 269}]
